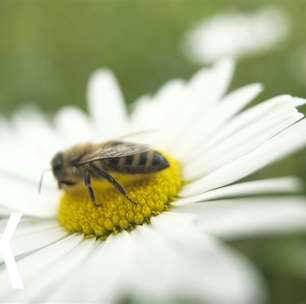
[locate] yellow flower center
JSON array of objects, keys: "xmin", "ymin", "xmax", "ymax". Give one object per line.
[{"xmin": 58, "ymin": 155, "xmax": 182, "ymax": 239}]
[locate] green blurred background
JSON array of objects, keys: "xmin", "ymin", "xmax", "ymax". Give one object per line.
[{"xmin": 1, "ymin": 0, "xmax": 306, "ymax": 303}]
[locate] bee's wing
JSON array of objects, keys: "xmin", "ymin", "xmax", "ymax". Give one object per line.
[{"xmin": 75, "ymin": 141, "xmax": 152, "ymax": 166}]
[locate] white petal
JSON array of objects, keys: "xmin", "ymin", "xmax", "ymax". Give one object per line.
[
  {"xmin": 184, "ymin": 106, "xmax": 303, "ymax": 180},
  {"xmin": 187, "ymin": 58, "xmax": 235, "ymax": 107},
  {"xmin": 0, "ymin": 120, "xmax": 58, "ymax": 207},
  {"xmin": 0, "ymin": 112, "xmax": 59, "ymax": 218},
  {"xmin": 0, "ymin": 174, "xmax": 59, "ymax": 217},
  {"xmin": 182, "ymin": 119, "xmax": 306, "ymax": 196},
  {"xmin": 0, "ymin": 220, "xmax": 66, "ymax": 265},
  {"xmin": 142, "ymin": 213, "xmax": 266, "ymax": 304},
  {"xmin": 205, "ymin": 94, "xmax": 297, "ymax": 149},
  {"xmin": 53, "ymin": 106, "xmax": 95, "ymax": 146},
  {"xmin": 12, "ymin": 108, "xmax": 59, "ymax": 150},
  {"xmin": 87, "ymin": 69, "xmax": 128, "ymax": 137},
  {"xmin": 5, "ymin": 237, "xmax": 94, "ymax": 302},
  {"xmin": 183, "ymin": 8, "xmax": 289, "ymax": 63},
  {"xmin": 293, "ymin": 96, "xmax": 306, "ymax": 107},
  {"xmin": 138, "ymin": 80, "xmax": 188, "ymax": 145},
  {"xmin": 0, "ymin": 112, "xmax": 59, "ymax": 182},
  {"xmin": 0, "ymin": 234, "xmax": 82, "ymax": 300},
  {"xmin": 172, "ymin": 83, "xmax": 263, "ymax": 159},
  {"xmin": 3, "ymin": 215, "xmax": 266, "ymax": 304},
  {"xmin": 50, "ymin": 214, "xmax": 264, "ymax": 304},
  {"xmin": 174, "ymin": 197, "xmax": 306, "ymax": 239},
  {"xmin": 177, "ymin": 177, "xmax": 302, "ymax": 202},
  {"xmin": 0, "ymin": 217, "xmax": 55, "ymax": 234},
  {"xmin": 131, "ymin": 60, "xmax": 235, "ymax": 150},
  {"xmin": 130, "ymin": 95, "xmax": 160, "ymax": 131},
  {"xmin": 170, "ymin": 59, "xmax": 235, "ymax": 138},
  {"xmin": 48, "ymin": 232, "xmax": 133, "ymax": 303}
]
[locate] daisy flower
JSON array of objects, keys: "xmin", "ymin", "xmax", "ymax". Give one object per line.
[
  {"xmin": 183, "ymin": 7, "xmax": 289, "ymax": 64},
  {"xmin": 1, "ymin": 59, "xmax": 306, "ymax": 304}
]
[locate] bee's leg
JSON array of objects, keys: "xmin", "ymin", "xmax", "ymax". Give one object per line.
[
  {"xmin": 83, "ymin": 171, "xmax": 100, "ymax": 207},
  {"xmin": 93, "ymin": 165, "xmax": 137, "ymax": 205}
]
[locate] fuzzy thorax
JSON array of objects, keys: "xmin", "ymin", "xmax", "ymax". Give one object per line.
[{"xmin": 58, "ymin": 155, "xmax": 182, "ymax": 239}]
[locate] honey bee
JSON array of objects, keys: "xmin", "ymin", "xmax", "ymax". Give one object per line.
[{"xmin": 50, "ymin": 140, "xmax": 170, "ymax": 206}]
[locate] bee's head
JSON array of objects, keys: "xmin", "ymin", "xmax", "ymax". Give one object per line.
[
  {"xmin": 51, "ymin": 152, "xmax": 77, "ymax": 189},
  {"xmin": 51, "ymin": 152, "xmax": 64, "ymax": 180}
]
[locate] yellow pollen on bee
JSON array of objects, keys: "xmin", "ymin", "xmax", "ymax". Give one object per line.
[{"xmin": 58, "ymin": 155, "xmax": 182, "ymax": 239}]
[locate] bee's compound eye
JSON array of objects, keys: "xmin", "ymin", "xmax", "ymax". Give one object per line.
[{"xmin": 52, "ymin": 153, "xmax": 64, "ymax": 177}]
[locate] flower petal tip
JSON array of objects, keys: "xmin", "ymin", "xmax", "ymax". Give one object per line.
[{"xmin": 292, "ymin": 96, "xmax": 306, "ymax": 107}]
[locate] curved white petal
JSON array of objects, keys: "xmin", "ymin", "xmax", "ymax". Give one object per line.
[
  {"xmin": 46, "ymin": 232, "xmax": 134, "ymax": 303},
  {"xmin": 168, "ymin": 59, "xmax": 235, "ymax": 143},
  {"xmin": 183, "ymin": 8, "xmax": 289, "ymax": 63},
  {"xmin": 4, "ymin": 214, "xmax": 266, "ymax": 304},
  {"xmin": 174, "ymin": 197, "xmax": 306, "ymax": 239},
  {"xmin": 173, "ymin": 83, "xmax": 263, "ymax": 159},
  {"xmin": 177, "ymin": 177, "xmax": 302, "ymax": 202},
  {"xmin": 188, "ymin": 58, "xmax": 235, "ymax": 106},
  {"xmin": 0, "ymin": 174, "xmax": 58, "ymax": 217},
  {"xmin": 0, "ymin": 220, "xmax": 66, "ymax": 265},
  {"xmin": 0, "ymin": 112, "xmax": 61, "ymax": 218},
  {"xmin": 3, "ymin": 237, "xmax": 94, "ymax": 303},
  {"xmin": 0, "ymin": 234, "xmax": 82, "ymax": 300},
  {"xmin": 145, "ymin": 213, "xmax": 266, "ymax": 304},
  {"xmin": 131, "ymin": 59, "xmax": 235, "ymax": 151},
  {"xmin": 130, "ymin": 94, "xmax": 160, "ymax": 131},
  {"xmin": 87, "ymin": 69, "xmax": 128, "ymax": 137},
  {"xmin": 0, "ymin": 217, "xmax": 55, "ymax": 234},
  {"xmin": 11, "ymin": 108, "xmax": 60, "ymax": 151},
  {"xmin": 206, "ymin": 95, "xmax": 303, "ymax": 149},
  {"xmin": 182, "ymin": 94, "xmax": 301, "ymax": 175},
  {"xmin": 182, "ymin": 119, "xmax": 306, "ymax": 196},
  {"xmin": 184, "ymin": 107, "xmax": 303, "ymax": 180},
  {"xmin": 136, "ymin": 80, "xmax": 188, "ymax": 146},
  {"xmin": 54, "ymin": 106, "xmax": 95, "ymax": 146},
  {"xmin": 0, "ymin": 114, "xmax": 59, "ymax": 183}
]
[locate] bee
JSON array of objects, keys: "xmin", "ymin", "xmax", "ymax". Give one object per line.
[{"xmin": 50, "ymin": 140, "xmax": 170, "ymax": 207}]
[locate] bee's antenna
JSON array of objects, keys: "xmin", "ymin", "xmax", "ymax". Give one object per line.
[
  {"xmin": 38, "ymin": 168, "xmax": 52, "ymax": 193},
  {"xmin": 117, "ymin": 129, "xmax": 159, "ymax": 140}
]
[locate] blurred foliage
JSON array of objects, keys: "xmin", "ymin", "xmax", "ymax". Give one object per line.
[
  {"xmin": 1, "ymin": 0, "xmax": 306, "ymax": 114},
  {"xmin": 1, "ymin": 0, "xmax": 306, "ymax": 303}
]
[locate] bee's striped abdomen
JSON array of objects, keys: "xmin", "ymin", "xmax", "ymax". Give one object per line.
[{"xmin": 105, "ymin": 151, "xmax": 169, "ymax": 174}]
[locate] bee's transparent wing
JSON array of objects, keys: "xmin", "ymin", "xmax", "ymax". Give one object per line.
[{"xmin": 75, "ymin": 141, "xmax": 152, "ymax": 165}]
